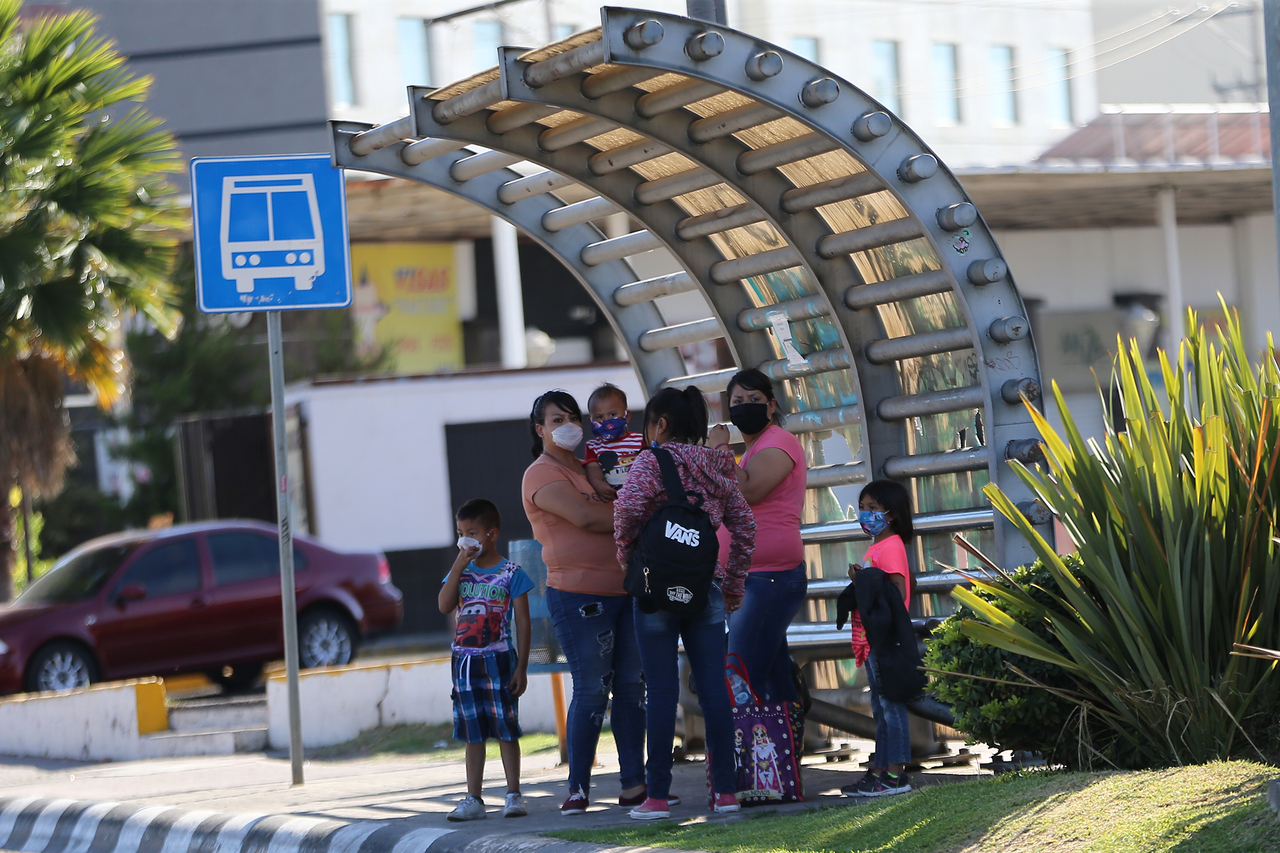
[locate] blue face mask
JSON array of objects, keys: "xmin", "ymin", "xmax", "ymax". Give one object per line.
[
  {"xmin": 859, "ymin": 510, "xmax": 889, "ymax": 537},
  {"xmin": 591, "ymin": 416, "xmax": 627, "ymax": 441}
]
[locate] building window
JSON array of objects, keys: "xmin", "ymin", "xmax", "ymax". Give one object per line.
[
  {"xmin": 555, "ymin": 23, "xmax": 576, "ymax": 40},
  {"xmin": 327, "ymin": 13, "xmax": 356, "ymax": 107},
  {"xmin": 1046, "ymin": 47, "xmax": 1073, "ymax": 126},
  {"xmin": 398, "ymin": 18, "xmax": 431, "ymax": 89},
  {"xmin": 792, "ymin": 36, "xmax": 819, "ymax": 63},
  {"xmin": 871, "ymin": 40, "xmax": 901, "ymax": 115},
  {"xmin": 989, "ymin": 45, "xmax": 1017, "ymax": 125},
  {"xmin": 932, "ymin": 42, "xmax": 961, "ymax": 125},
  {"xmin": 473, "ymin": 19, "xmax": 504, "ymax": 74}
]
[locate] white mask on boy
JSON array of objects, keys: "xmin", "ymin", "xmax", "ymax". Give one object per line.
[
  {"xmin": 550, "ymin": 422, "xmax": 583, "ymax": 450},
  {"xmin": 457, "ymin": 536, "xmax": 480, "ymax": 551}
]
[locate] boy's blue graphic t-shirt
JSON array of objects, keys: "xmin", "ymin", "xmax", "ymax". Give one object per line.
[{"xmin": 444, "ymin": 559, "xmax": 534, "ymax": 655}]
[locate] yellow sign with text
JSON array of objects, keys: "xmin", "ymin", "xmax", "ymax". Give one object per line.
[{"xmin": 350, "ymin": 243, "xmax": 463, "ymax": 374}]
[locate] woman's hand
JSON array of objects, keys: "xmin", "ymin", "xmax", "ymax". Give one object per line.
[
  {"xmin": 709, "ymin": 424, "xmax": 732, "ymax": 449},
  {"xmin": 724, "ymin": 592, "xmax": 744, "ymax": 614}
]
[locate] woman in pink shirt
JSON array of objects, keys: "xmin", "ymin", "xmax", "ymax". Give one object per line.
[{"xmin": 709, "ymin": 369, "xmax": 808, "ymax": 706}]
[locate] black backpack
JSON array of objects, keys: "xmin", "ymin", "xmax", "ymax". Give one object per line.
[{"xmin": 624, "ymin": 446, "xmax": 721, "ymax": 617}]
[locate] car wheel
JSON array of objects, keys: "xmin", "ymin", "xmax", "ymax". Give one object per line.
[
  {"xmin": 25, "ymin": 642, "xmax": 100, "ymax": 694},
  {"xmin": 298, "ymin": 609, "xmax": 357, "ymax": 669},
  {"xmin": 205, "ymin": 662, "xmax": 265, "ymax": 693}
]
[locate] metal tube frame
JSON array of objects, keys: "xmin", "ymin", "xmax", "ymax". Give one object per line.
[
  {"xmin": 331, "ymin": 121, "xmax": 687, "ymax": 393},
  {"xmin": 344, "ymin": 5, "xmax": 1047, "ymax": 570}
]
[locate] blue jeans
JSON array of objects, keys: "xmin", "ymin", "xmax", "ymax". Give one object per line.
[
  {"xmin": 727, "ymin": 563, "xmax": 807, "ymax": 702},
  {"xmin": 547, "ymin": 588, "xmax": 646, "ymax": 793},
  {"xmin": 865, "ymin": 649, "xmax": 911, "ymax": 768},
  {"xmin": 633, "ymin": 585, "xmax": 736, "ymax": 799}
]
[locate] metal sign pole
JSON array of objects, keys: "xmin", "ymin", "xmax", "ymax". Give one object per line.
[
  {"xmin": 686, "ymin": 0, "xmax": 727, "ymax": 24},
  {"xmin": 267, "ymin": 310, "xmax": 305, "ymax": 785},
  {"xmin": 1264, "ymin": 0, "xmax": 1280, "ymax": 308}
]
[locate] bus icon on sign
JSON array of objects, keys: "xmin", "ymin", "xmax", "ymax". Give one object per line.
[{"xmin": 220, "ymin": 174, "xmax": 325, "ymax": 293}]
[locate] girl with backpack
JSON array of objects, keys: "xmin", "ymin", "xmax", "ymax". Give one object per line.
[{"xmin": 613, "ymin": 386, "xmax": 756, "ymax": 819}]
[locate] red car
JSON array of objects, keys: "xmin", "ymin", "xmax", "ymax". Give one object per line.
[{"xmin": 0, "ymin": 520, "xmax": 403, "ymax": 695}]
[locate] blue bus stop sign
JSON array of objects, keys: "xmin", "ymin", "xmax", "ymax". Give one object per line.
[{"xmin": 191, "ymin": 154, "xmax": 351, "ymax": 313}]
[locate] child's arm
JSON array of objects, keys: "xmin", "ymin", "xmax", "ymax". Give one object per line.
[
  {"xmin": 438, "ymin": 544, "xmax": 478, "ymax": 614},
  {"xmin": 585, "ymin": 461, "xmax": 618, "ymax": 502},
  {"xmin": 510, "ymin": 594, "xmax": 530, "ymax": 698}
]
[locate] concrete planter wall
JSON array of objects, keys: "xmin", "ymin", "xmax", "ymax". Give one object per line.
[
  {"xmin": 0, "ymin": 679, "xmax": 168, "ymax": 761},
  {"xmin": 266, "ymin": 659, "xmax": 571, "ymax": 749}
]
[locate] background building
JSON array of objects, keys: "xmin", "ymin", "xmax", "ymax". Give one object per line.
[
  {"xmin": 1092, "ymin": 1, "xmax": 1264, "ymax": 104},
  {"xmin": 326, "ymin": 0, "xmax": 1098, "ymax": 168},
  {"xmin": 66, "ymin": 0, "xmax": 332, "ymax": 190}
]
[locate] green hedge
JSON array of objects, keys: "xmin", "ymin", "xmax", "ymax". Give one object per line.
[{"xmin": 925, "ymin": 555, "xmax": 1092, "ymax": 768}]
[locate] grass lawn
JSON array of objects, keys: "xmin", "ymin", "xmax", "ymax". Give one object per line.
[
  {"xmin": 551, "ymin": 761, "xmax": 1280, "ymax": 853},
  {"xmin": 309, "ymin": 722, "xmax": 560, "ymax": 761}
]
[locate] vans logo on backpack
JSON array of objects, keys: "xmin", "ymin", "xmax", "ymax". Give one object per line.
[
  {"xmin": 664, "ymin": 520, "xmax": 700, "ymax": 547},
  {"xmin": 667, "ymin": 586, "xmax": 693, "ymax": 604}
]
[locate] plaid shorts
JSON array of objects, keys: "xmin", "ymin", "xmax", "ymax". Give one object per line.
[{"xmin": 451, "ymin": 649, "xmax": 522, "ymax": 744}]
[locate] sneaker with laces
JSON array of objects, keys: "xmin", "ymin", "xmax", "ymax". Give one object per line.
[
  {"xmin": 841, "ymin": 770, "xmax": 880, "ymax": 797},
  {"xmin": 712, "ymin": 793, "xmax": 740, "ymax": 814},
  {"xmin": 560, "ymin": 788, "xmax": 589, "ymax": 816},
  {"xmin": 447, "ymin": 795, "xmax": 486, "ymax": 821},
  {"xmin": 502, "ymin": 792, "xmax": 527, "ymax": 817},
  {"xmin": 866, "ymin": 772, "xmax": 912, "ymax": 797},
  {"xmin": 630, "ymin": 798, "xmax": 670, "ymax": 820}
]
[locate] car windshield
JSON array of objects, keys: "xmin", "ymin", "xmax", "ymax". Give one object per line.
[{"xmin": 16, "ymin": 543, "xmax": 141, "ymax": 605}]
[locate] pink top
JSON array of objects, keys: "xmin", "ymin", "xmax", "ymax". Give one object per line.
[
  {"xmin": 850, "ymin": 533, "xmax": 911, "ymax": 666},
  {"xmin": 716, "ymin": 424, "xmax": 806, "ymax": 573},
  {"xmin": 863, "ymin": 535, "xmax": 910, "ymax": 607}
]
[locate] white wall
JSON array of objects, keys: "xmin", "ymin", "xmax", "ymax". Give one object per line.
[
  {"xmin": 996, "ymin": 215, "xmax": 1280, "ymax": 350},
  {"xmin": 996, "ymin": 223, "xmax": 1241, "ymax": 312},
  {"xmin": 286, "ymin": 363, "xmax": 644, "ymax": 553},
  {"xmin": 266, "ymin": 660, "xmax": 571, "ymax": 748},
  {"xmin": 995, "ymin": 212, "xmax": 1280, "ymax": 445}
]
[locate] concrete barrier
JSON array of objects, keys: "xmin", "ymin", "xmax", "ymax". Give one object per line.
[
  {"xmin": 0, "ymin": 679, "xmax": 170, "ymax": 761},
  {"xmin": 266, "ymin": 659, "xmax": 571, "ymax": 749}
]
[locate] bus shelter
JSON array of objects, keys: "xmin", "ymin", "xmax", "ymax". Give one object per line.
[{"xmin": 332, "ymin": 7, "xmax": 1050, "ymax": 753}]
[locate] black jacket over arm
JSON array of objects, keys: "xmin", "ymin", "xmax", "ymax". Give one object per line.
[{"xmin": 850, "ymin": 567, "xmax": 927, "ymax": 703}]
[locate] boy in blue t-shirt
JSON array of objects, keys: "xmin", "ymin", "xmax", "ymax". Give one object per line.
[{"xmin": 438, "ymin": 499, "xmax": 534, "ymax": 821}]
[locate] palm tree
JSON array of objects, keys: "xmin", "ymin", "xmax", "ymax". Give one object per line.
[{"xmin": 0, "ymin": 0, "xmax": 181, "ymax": 600}]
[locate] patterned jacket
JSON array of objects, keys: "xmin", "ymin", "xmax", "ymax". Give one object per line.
[{"xmin": 613, "ymin": 442, "xmax": 756, "ymax": 598}]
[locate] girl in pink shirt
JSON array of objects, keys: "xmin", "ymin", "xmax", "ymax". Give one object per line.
[{"xmin": 845, "ymin": 479, "xmax": 915, "ymax": 798}]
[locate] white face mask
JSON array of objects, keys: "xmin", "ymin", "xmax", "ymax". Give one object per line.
[
  {"xmin": 550, "ymin": 422, "xmax": 583, "ymax": 450},
  {"xmin": 457, "ymin": 536, "xmax": 480, "ymax": 551}
]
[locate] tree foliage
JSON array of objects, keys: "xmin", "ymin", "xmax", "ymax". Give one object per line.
[{"xmin": 0, "ymin": 0, "xmax": 181, "ymax": 598}]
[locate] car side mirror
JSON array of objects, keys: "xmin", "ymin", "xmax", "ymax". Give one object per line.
[{"xmin": 117, "ymin": 583, "xmax": 147, "ymax": 604}]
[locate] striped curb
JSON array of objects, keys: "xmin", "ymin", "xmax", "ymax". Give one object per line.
[
  {"xmin": 0, "ymin": 797, "xmax": 709, "ymax": 853},
  {"xmin": 0, "ymin": 796, "xmax": 454, "ymax": 853}
]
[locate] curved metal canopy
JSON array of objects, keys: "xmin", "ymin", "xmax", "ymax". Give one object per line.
[{"xmin": 330, "ymin": 6, "xmax": 1050, "ymax": 576}]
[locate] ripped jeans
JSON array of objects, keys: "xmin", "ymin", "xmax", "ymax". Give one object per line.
[{"xmin": 547, "ymin": 588, "xmax": 646, "ymax": 794}]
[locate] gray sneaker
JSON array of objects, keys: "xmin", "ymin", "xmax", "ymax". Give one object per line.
[
  {"xmin": 503, "ymin": 792, "xmax": 527, "ymax": 818},
  {"xmin": 447, "ymin": 796, "xmax": 486, "ymax": 821}
]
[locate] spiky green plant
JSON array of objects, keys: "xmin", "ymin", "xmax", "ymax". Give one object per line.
[{"xmin": 955, "ymin": 302, "xmax": 1280, "ymax": 768}]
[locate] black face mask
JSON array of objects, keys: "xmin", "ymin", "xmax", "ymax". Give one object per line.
[{"xmin": 729, "ymin": 402, "xmax": 771, "ymax": 436}]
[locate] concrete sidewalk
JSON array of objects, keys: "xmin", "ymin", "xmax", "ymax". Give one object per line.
[{"xmin": 0, "ymin": 741, "xmax": 989, "ymax": 853}]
